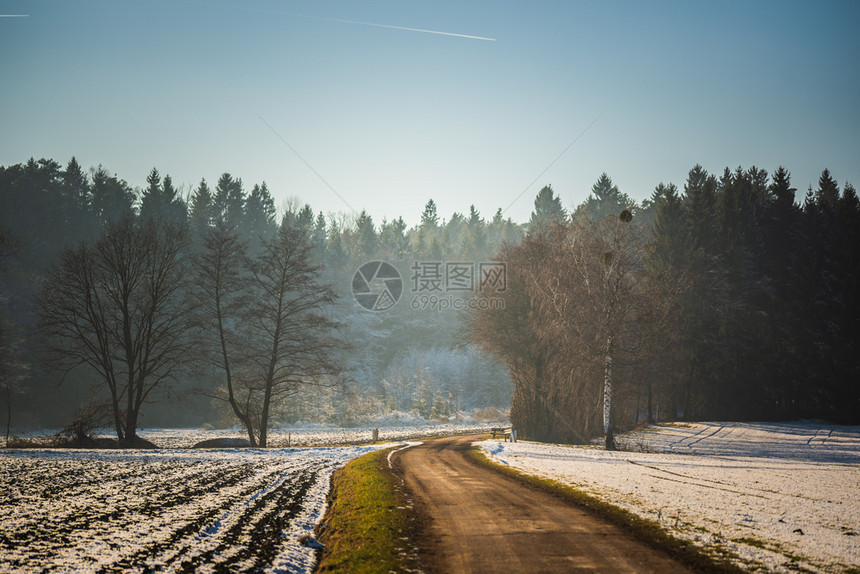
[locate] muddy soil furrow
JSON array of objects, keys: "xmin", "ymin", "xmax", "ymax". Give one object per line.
[
  {"xmin": 80, "ymin": 462, "xmax": 327, "ymax": 573},
  {"xmin": 171, "ymin": 463, "xmax": 325, "ymax": 573},
  {"xmin": 0, "ymin": 459, "xmax": 303, "ymax": 572},
  {"xmin": 0, "ymin": 462, "xmax": 260, "ymax": 554},
  {"xmin": 1, "ymin": 446, "xmax": 379, "ymax": 573}
]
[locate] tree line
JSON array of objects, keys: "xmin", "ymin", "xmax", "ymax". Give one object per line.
[
  {"xmin": 0, "ymin": 157, "xmax": 518, "ymax": 441},
  {"xmin": 471, "ymin": 166, "xmax": 859, "ymax": 446},
  {"xmin": 3, "ymin": 156, "xmax": 856, "ymax": 447}
]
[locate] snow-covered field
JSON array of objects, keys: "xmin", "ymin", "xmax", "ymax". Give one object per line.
[
  {"xmin": 5, "ymin": 421, "xmax": 502, "ymax": 449},
  {"xmin": 0, "ymin": 443, "xmax": 394, "ymax": 573},
  {"xmin": 136, "ymin": 422, "xmax": 498, "ymax": 449},
  {"xmin": 0, "ymin": 422, "xmax": 502, "ymax": 573},
  {"xmin": 479, "ymin": 422, "xmax": 860, "ymax": 573}
]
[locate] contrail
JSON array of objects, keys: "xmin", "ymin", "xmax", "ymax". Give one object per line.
[
  {"xmin": 177, "ymin": 1, "xmax": 494, "ymax": 42},
  {"xmin": 0, "ymin": 14, "xmax": 29, "ymax": 17},
  {"xmin": 296, "ymin": 14, "xmax": 495, "ymax": 42}
]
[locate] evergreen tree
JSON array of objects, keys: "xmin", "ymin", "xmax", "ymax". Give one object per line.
[
  {"xmin": 312, "ymin": 211, "xmax": 328, "ymax": 259},
  {"xmin": 445, "ymin": 212, "xmax": 466, "ymax": 255},
  {"xmin": 379, "ymin": 216, "xmax": 408, "ymax": 259},
  {"xmin": 354, "ymin": 210, "xmax": 377, "ymax": 260},
  {"xmin": 139, "ymin": 167, "xmax": 163, "ymax": 223},
  {"xmin": 642, "ymin": 182, "xmax": 688, "ymax": 423},
  {"xmin": 214, "ymin": 173, "xmax": 245, "ymax": 227},
  {"xmin": 90, "ymin": 166, "xmax": 134, "ymax": 229},
  {"xmin": 468, "ymin": 205, "xmax": 482, "ymax": 228},
  {"xmin": 464, "ymin": 204, "xmax": 487, "ymax": 256},
  {"xmin": 326, "ymin": 223, "xmax": 349, "ymax": 271},
  {"xmin": 528, "ymin": 185, "xmax": 566, "ymax": 232},
  {"xmin": 815, "ymin": 168, "xmax": 840, "ymax": 213},
  {"xmin": 649, "ymin": 183, "xmax": 685, "ymax": 269},
  {"xmin": 769, "ymin": 167, "xmax": 796, "ymax": 211},
  {"xmin": 244, "ymin": 182, "xmax": 277, "ymax": 244},
  {"xmin": 139, "ymin": 168, "xmax": 186, "ymax": 225},
  {"xmin": 711, "ymin": 167, "xmax": 770, "ymax": 417},
  {"xmin": 759, "ymin": 167, "xmax": 806, "ymax": 417},
  {"xmin": 675, "ymin": 165, "xmax": 721, "ymax": 419},
  {"xmin": 296, "ymin": 204, "xmax": 315, "ymax": 230},
  {"xmin": 421, "ymin": 199, "xmax": 439, "ymax": 228},
  {"xmin": 61, "ymin": 157, "xmax": 91, "ymax": 231},
  {"xmin": 189, "ymin": 178, "xmax": 214, "ymax": 238},
  {"xmin": 579, "ymin": 173, "xmax": 635, "ymax": 220}
]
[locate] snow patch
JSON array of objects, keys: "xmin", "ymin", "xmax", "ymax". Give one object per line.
[{"xmin": 478, "ymin": 421, "xmax": 860, "ymax": 573}]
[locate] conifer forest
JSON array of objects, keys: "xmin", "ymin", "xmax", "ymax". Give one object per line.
[{"xmin": 1, "ymin": 158, "xmax": 857, "ymax": 444}]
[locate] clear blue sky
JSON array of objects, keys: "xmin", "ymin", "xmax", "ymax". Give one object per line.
[{"xmin": 2, "ymin": 0, "xmax": 858, "ymax": 225}]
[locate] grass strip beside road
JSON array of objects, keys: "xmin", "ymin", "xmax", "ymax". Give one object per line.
[
  {"xmin": 315, "ymin": 446, "xmax": 416, "ymax": 573},
  {"xmin": 467, "ymin": 444, "xmax": 746, "ymax": 574}
]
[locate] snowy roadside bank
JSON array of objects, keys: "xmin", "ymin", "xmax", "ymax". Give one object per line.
[{"xmin": 478, "ymin": 422, "xmax": 860, "ymax": 573}]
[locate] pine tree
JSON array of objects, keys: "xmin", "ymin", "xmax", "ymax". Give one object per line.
[
  {"xmin": 528, "ymin": 185, "xmax": 566, "ymax": 232},
  {"xmin": 445, "ymin": 212, "xmax": 466, "ymax": 255},
  {"xmin": 214, "ymin": 173, "xmax": 245, "ymax": 227},
  {"xmin": 139, "ymin": 168, "xmax": 186, "ymax": 225},
  {"xmin": 354, "ymin": 210, "xmax": 377, "ymax": 260},
  {"xmin": 161, "ymin": 174, "xmax": 187, "ymax": 225},
  {"xmin": 312, "ymin": 212, "xmax": 328, "ymax": 259},
  {"xmin": 244, "ymin": 182, "xmax": 277, "ymax": 244},
  {"xmin": 580, "ymin": 173, "xmax": 635, "ymax": 220},
  {"xmin": 90, "ymin": 166, "xmax": 134, "ymax": 229},
  {"xmin": 673, "ymin": 165, "xmax": 721, "ymax": 419},
  {"xmin": 815, "ymin": 169, "xmax": 840, "ymax": 213},
  {"xmin": 61, "ymin": 157, "xmax": 90, "ymax": 215},
  {"xmin": 326, "ymin": 224, "xmax": 349, "ymax": 271},
  {"xmin": 379, "ymin": 216, "xmax": 408, "ymax": 259},
  {"xmin": 712, "ymin": 167, "xmax": 770, "ymax": 417},
  {"xmin": 61, "ymin": 157, "xmax": 94, "ymax": 240},
  {"xmin": 139, "ymin": 167, "xmax": 163, "ymax": 222},
  {"xmin": 759, "ymin": 168, "xmax": 805, "ymax": 418},
  {"xmin": 465, "ymin": 204, "xmax": 487, "ymax": 256},
  {"xmin": 421, "ymin": 199, "xmax": 439, "ymax": 228},
  {"xmin": 189, "ymin": 178, "xmax": 214, "ymax": 237},
  {"xmin": 641, "ymin": 182, "xmax": 688, "ymax": 423},
  {"xmin": 649, "ymin": 183, "xmax": 686, "ymax": 269}
]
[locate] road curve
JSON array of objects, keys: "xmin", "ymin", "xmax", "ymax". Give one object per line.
[{"xmin": 391, "ymin": 435, "xmax": 695, "ymax": 574}]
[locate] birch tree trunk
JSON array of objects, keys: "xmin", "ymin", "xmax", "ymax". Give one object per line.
[{"xmin": 603, "ymin": 336, "xmax": 615, "ymax": 450}]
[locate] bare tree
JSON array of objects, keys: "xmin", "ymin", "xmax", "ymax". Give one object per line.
[
  {"xmin": 535, "ymin": 213, "xmax": 645, "ymax": 449},
  {"xmin": 532, "ymin": 211, "xmax": 689, "ymax": 447},
  {"xmin": 472, "ymin": 209, "xmax": 688, "ymax": 447},
  {"xmin": 470, "ymin": 237, "xmax": 563, "ymax": 442},
  {"xmin": 194, "ymin": 221, "xmax": 343, "ymax": 447},
  {"xmin": 38, "ymin": 215, "xmax": 191, "ymax": 445},
  {"xmin": 0, "ymin": 316, "xmax": 28, "ymax": 444},
  {"xmin": 1, "ymin": 227, "xmax": 28, "ymax": 443},
  {"xmin": 247, "ymin": 223, "xmax": 342, "ymax": 447},
  {"xmin": 192, "ymin": 220, "xmax": 259, "ymax": 444}
]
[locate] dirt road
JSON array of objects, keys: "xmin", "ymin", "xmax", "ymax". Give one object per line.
[{"xmin": 392, "ymin": 435, "xmax": 695, "ymax": 574}]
